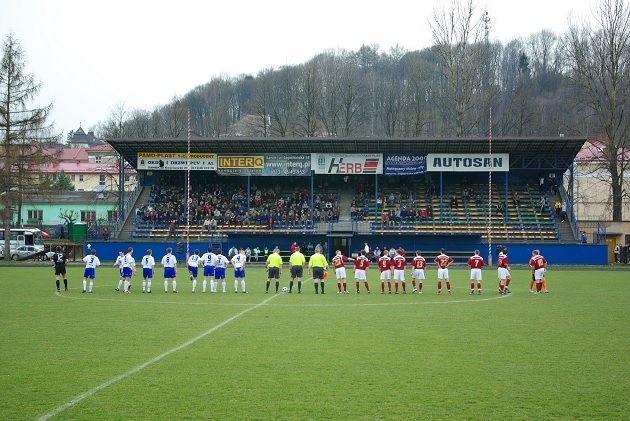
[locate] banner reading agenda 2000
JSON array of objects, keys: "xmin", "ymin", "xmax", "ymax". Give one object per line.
[{"xmin": 384, "ymin": 153, "xmax": 427, "ymax": 175}]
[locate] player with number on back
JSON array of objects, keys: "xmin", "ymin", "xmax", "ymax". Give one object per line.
[
  {"xmin": 411, "ymin": 251, "xmax": 426, "ymax": 294},
  {"xmin": 141, "ymin": 249, "xmax": 155, "ymax": 293},
  {"xmin": 353, "ymin": 250, "xmax": 371, "ymax": 293},
  {"xmin": 529, "ymin": 249, "xmax": 548, "ymax": 294},
  {"xmin": 187, "ymin": 249, "xmax": 201, "ymax": 293},
  {"xmin": 82, "ymin": 249, "xmax": 101, "ymax": 293},
  {"xmin": 392, "ymin": 249, "xmax": 407, "ymax": 294},
  {"xmin": 231, "ymin": 248, "xmax": 248, "ymax": 293},
  {"xmin": 378, "ymin": 252, "xmax": 393, "ymax": 294},
  {"xmin": 435, "ymin": 248, "xmax": 454, "ymax": 295},
  {"xmin": 332, "ymin": 250, "xmax": 354, "ymax": 294},
  {"xmin": 162, "ymin": 247, "xmax": 177, "ymax": 293},
  {"xmin": 467, "ymin": 249, "xmax": 484, "ymax": 295},
  {"xmin": 214, "ymin": 249, "xmax": 230, "ymax": 293},
  {"xmin": 51, "ymin": 246, "xmax": 69, "ymax": 292},
  {"xmin": 200, "ymin": 247, "xmax": 217, "ymax": 293}
]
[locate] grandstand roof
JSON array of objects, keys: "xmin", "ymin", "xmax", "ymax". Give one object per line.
[{"xmin": 107, "ymin": 136, "xmax": 587, "ymax": 171}]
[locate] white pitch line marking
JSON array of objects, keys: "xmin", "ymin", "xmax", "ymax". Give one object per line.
[{"xmin": 37, "ymin": 292, "xmax": 281, "ymax": 421}]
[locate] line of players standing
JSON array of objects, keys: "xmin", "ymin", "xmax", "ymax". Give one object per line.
[
  {"xmin": 325, "ymin": 246, "xmax": 548, "ymax": 295},
  {"xmin": 52, "ymin": 245, "xmax": 548, "ymax": 295},
  {"xmin": 110, "ymin": 247, "xmax": 249, "ymax": 294}
]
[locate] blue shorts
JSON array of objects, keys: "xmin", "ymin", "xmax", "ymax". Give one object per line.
[
  {"xmin": 143, "ymin": 268, "xmax": 153, "ymax": 279},
  {"xmin": 203, "ymin": 266, "xmax": 215, "ymax": 277},
  {"xmin": 188, "ymin": 266, "xmax": 198, "ymax": 278},
  {"xmin": 83, "ymin": 268, "xmax": 95, "ymax": 279},
  {"xmin": 164, "ymin": 267, "xmax": 176, "ymax": 279},
  {"xmin": 234, "ymin": 268, "xmax": 245, "ymax": 278},
  {"xmin": 122, "ymin": 267, "xmax": 133, "ymax": 278},
  {"xmin": 215, "ymin": 267, "xmax": 226, "ymax": 280}
]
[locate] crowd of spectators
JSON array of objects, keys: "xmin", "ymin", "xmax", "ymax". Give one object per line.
[{"xmin": 134, "ymin": 174, "xmax": 341, "ymax": 233}]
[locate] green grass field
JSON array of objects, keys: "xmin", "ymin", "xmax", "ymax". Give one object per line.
[{"xmin": 1, "ymin": 263, "xmax": 629, "ymax": 420}]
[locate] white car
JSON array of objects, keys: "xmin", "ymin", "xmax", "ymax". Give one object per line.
[{"xmin": 8, "ymin": 245, "xmax": 42, "ymax": 261}]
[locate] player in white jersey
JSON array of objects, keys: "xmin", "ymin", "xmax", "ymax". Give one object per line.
[
  {"xmin": 113, "ymin": 249, "xmax": 124, "ymax": 291},
  {"xmin": 141, "ymin": 249, "xmax": 156, "ymax": 293},
  {"xmin": 121, "ymin": 247, "xmax": 136, "ymax": 293},
  {"xmin": 161, "ymin": 247, "xmax": 178, "ymax": 292},
  {"xmin": 187, "ymin": 249, "xmax": 202, "ymax": 293},
  {"xmin": 82, "ymin": 249, "xmax": 101, "ymax": 293},
  {"xmin": 230, "ymin": 248, "xmax": 248, "ymax": 293},
  {"xmin": 200, "ymin": 247, "xmax": 217, "ymax": 293},
  {"xmin": 214, "ymin": 249, "xmax": 230, "ymax": 293}
]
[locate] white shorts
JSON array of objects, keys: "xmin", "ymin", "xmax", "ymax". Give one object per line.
[
  {"xmin": 470, "ymin": 268, "xmax": 482, "ymax": 281},
  {"xmin": 498, "ymin": 267, "xmax": 509, "ymax": 280},
  {"xmin": 393, "ymin": 269, "xmax": 405, "ymax": 281},
  {"xmin": 380, "ymin": 270, "xmax": 391, "ymax": 281},
  {"xmin": 534, "ymin": 268, "xmax": 546, "ymax": 281},
  {"xmin": 437, "ymin": 268, "xmax": 449, "ymax": 280},
  {"xmin": 412, "ymin": 269, "xmax": 425, "ymax": 280},
  {"xmin": 335, "ymin": 267, "xmax": 347, "ymax": 280},
  {"xmin": 354, "ymin": 269, "xmax": 367, "ymax": 281}
]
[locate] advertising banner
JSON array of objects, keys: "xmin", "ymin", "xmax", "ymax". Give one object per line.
[
  {"xmin": 311, "ymin": 154, "xmax": 383, "ymax": 174},
  {"xmin": 384, "ymin": 153, "xmax": 427, "ymax": 175},
  {"xmin": 426, "ymin": 153, "xmax": 510, "ymax": 172},
  {"xmin": 137, "ymin": 153, "xmax": 216, "ymax": 170},
  {"xmin": 216, "ymin": 154, "xmax": 311, "ymax": 176}
]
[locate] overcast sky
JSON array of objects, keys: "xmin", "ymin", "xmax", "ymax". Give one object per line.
[{"xmin": 1, "ymin": 0, "xmax": 596, "ymax": 138}]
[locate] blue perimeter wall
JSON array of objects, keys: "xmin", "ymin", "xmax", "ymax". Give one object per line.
[{"xmin": 84, "ymin": 235, "xmax": 608, "ymax": 265}]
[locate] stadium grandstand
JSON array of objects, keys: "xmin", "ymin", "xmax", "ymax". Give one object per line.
[{"xmin": 98, "ymin": 135, "xmax": 608, "ymax": 264}]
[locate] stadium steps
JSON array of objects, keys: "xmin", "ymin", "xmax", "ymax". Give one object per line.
[
  {"xmin": 120, "ymin": 186, "xmax": 151, "ymax": 240},
  {"xmin": 338, "ymin": 188, "xmax": 354, "ymax": 219}
]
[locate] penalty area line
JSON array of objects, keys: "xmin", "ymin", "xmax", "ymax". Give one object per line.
[{"xmin": 37, "ymin": 292, "xmax": 280, "ymax": 421}]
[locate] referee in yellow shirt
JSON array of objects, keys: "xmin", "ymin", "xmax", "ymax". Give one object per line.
[
  {"xmin": 289, "ymin": 246, "xmax": 306, "ymax": 293},
  {"xmin": 308, "ymin": 246, "xmax": 329, "ymax": 294},
  {"xmin": 265, "ymin": 247, "xmax": 283, "ymax": 293}
]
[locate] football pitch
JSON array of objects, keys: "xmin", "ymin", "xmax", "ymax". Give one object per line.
[{"xmin": 2, "ymin": 264, "xmax": 629, "ymax": 420}]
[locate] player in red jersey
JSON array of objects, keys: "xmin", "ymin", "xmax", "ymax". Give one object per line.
[
  {"xmin": 467, "ymin": 249, "xmax": 485, "ymax": 295},
  {"xmin": 434, "ymin": 249, "xmax": 454, "ymax": 295},
  {"xmin": 353, "ymin": 250, "xmax": 371, "ymax": 293},
  {"xmin": 392, "ymin": 249, "xmax": 407, "ymax": 293},
  {"xmin": 378, "ymin": 253, "xmax": 393, "ymax": 293},
  {"xmin": 497, "ymin": 249, "xmax": 511, "ymax": 294},
  {"xmin": 411, "ymin": 250, "xmax": 427, "ymax": 294},
  {"xmin": 529, "ymin": 249, "xmax": 548, "ymax": 294},
  {"xmin": 332, "ymin": 250, "xmax": 354, "ymax": 294}
]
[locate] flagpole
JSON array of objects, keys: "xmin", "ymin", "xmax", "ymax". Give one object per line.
[
  {"xmin": 186, "ymin": 109, "xmax": 191, "ymax": 262},
  {"xmin": 488, "ymin": 108, "xmax": 493, "ymax": 266}
]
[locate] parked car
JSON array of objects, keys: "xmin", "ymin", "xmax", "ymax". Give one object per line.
[{"xmin": 8, "ymin": 245, "xmax": 42, "ymax": 261}]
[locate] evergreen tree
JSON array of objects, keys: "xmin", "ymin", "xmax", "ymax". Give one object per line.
[
  {"xmin": 0, "ymin": 34, "xmax": 58, "ymax": 254},
  {"xmin": 51, "ymin": 170, "xmax": 75, "ymax": 191}
]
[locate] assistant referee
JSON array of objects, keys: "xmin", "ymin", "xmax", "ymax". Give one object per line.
[
  {"xmin": 308, "ymin": 247, "xmax": 328, "ymax": 294},
  {"xmin": 265, "ymin": 247, "xmax": 283, "ymax": 294}
]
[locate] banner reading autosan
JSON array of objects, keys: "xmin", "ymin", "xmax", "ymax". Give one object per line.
[
  {"xmin": 426, "ymin": 153, "xmax": 510, "ymax": 172},
  {"xmin": 137, "ymin": 153, "xmax": 217, "ymax": 170},
  {"xmin": 216, "ymin": 154, "xmax": 311, "ymax": 176}
]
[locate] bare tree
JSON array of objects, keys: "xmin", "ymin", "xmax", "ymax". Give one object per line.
[
  {"xmin": 296, "ymin": 59, "xmax": 322, "ymax": 136},
  {"xmin": 429, "ymin": 0, "xmax": 492, "ymax": 136},
  {"xmin": 565, "ymin": 0, "xmax": 630, "ymax": 221},
  {"xmin": 0, "ymin": 34, "xmax": 58, "ymax": 253}
]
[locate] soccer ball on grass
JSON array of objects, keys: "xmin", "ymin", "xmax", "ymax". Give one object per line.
[{"xmin": 282, "ymin": 287, "xmax": 289, "ymax": 292}]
